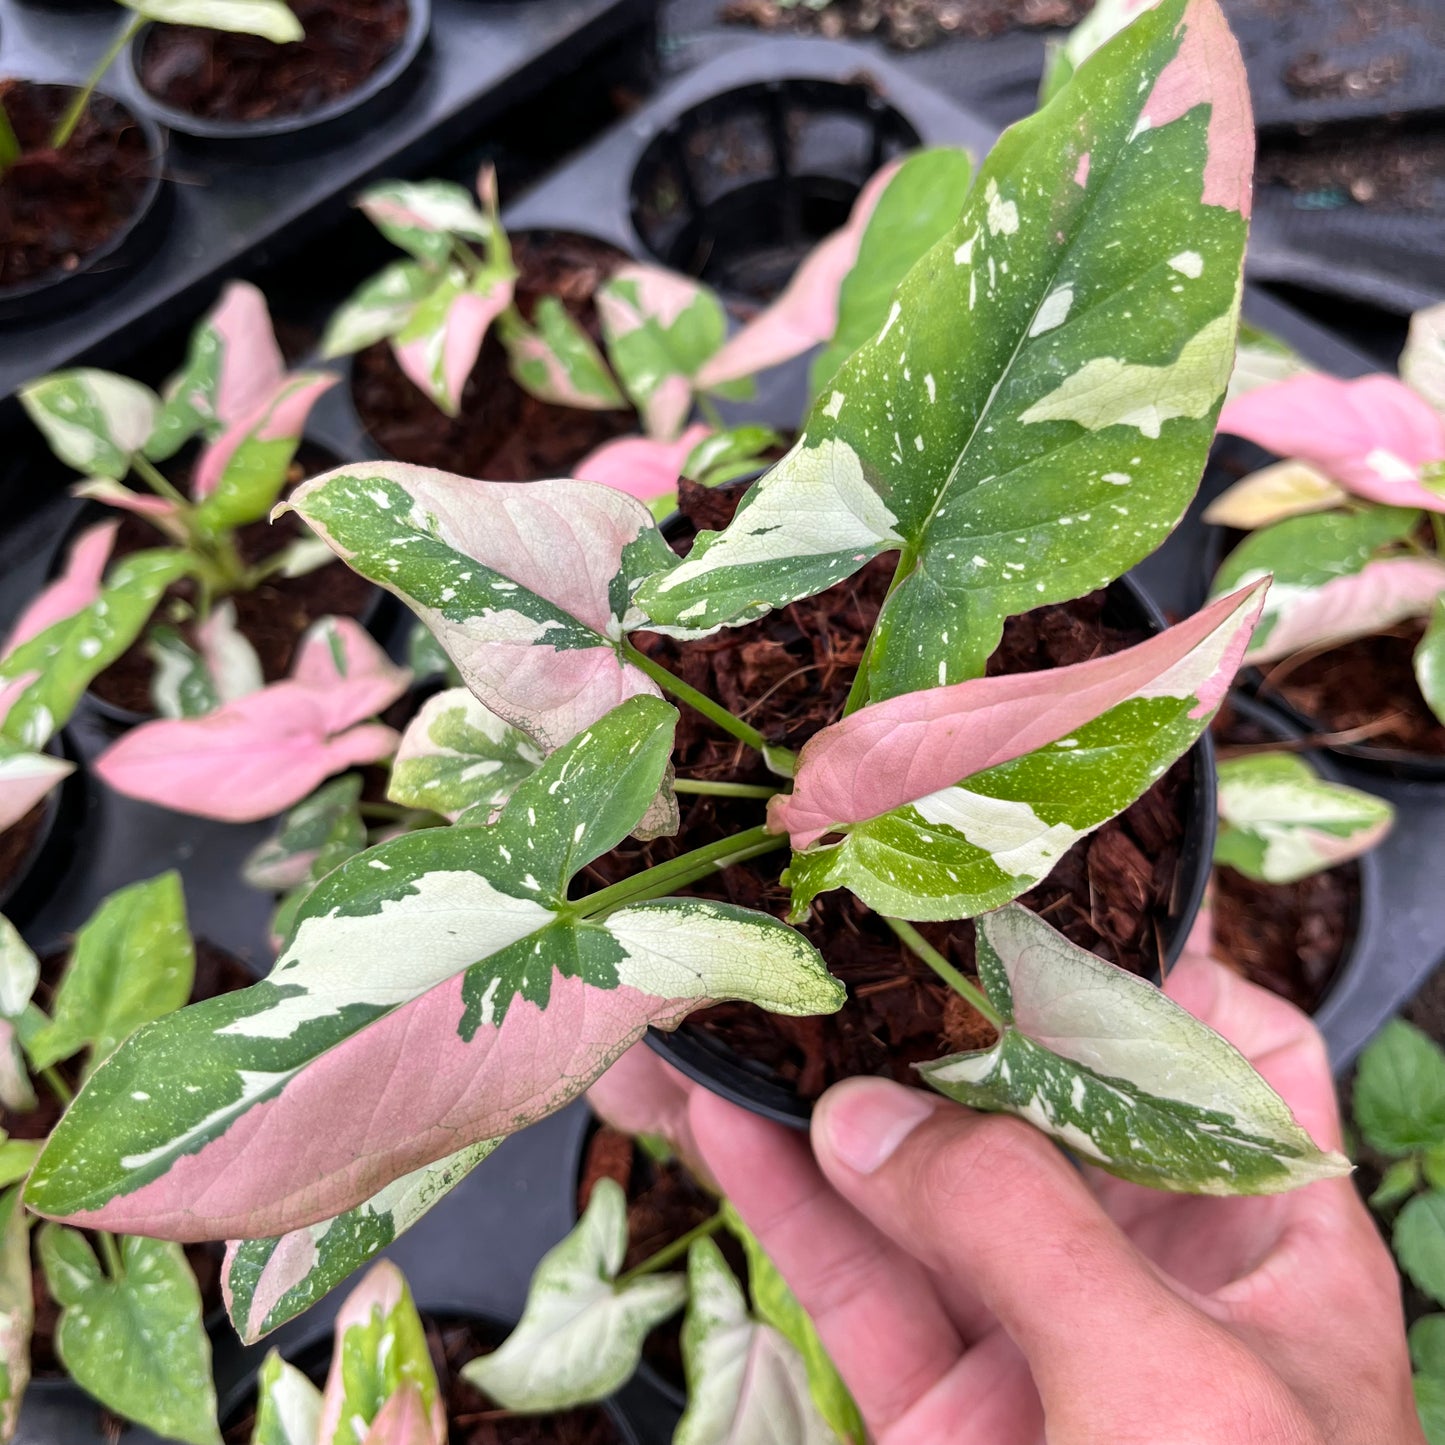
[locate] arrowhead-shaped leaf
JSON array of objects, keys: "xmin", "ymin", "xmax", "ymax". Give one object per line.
[
  {"xmin": 225, "ymin": 1137, "xmax": 500, "ymax": 1345},
  {"xmin": 39, "ymin": 1226, "xmax": 220, "ymax": 1445},
  {"xmin": 3, "ymin": 520, "xmax": 119, "ymax": 655},
  {"xmin": 1201, "ymin": 460, "xmax": 1346, "ymax": 529},
  {"xmin": 359, "ymin": 180, "xmax": 496, "ymax": 267},
  {"xmin": 283, "ymin": 464, "xmax": 679, "ymax": 751},
  {"xmin": 26, "ymin": 696, "xmax": 840, "ymax": 1240},
  {"xmin": 392, "ymin": 268, "xmax": 515, "ymax": 418},
  {"xmin": 20, "ymin": 370, "xmax": 160, "ymax": 480},
  {"xmin": 775, "ymin": 582, "xmax": 1263, "ymax": 921},
  {"xmin": 920, "ymin": 904, "xmax": 1351, "ymax": 1193},
  {"xmin": 463, "ymin": 1177, "xmax": 686, "ymax": 1410},
  {"xmin": 501, "ymin": 297, "xmax": 625, "ymax": 410},
  {"xmin": 1214, "ymin": 752, "xmax": 1393, "ymax": 883},
  {"xmin": 1404, "ymin": 302, "xmax": 1445, "ymax": 418},
  {"xmin": 675, "ymin": 1239, "xmax": 837, "ymax": 1445},
  {"xmin": 317, "ymin": 1262, "xmax": 444, "ymax": 1445},
  {"xmin": 1211, "ymin": 506, "xmax": 1445, "ymax": 663},
  {"xmin": 1219, "ymin": 374, "xmax": 1445, "ymax": 514},
  {"xmin": 95, "ymin": 617, "xmax": 409, "ymax": 823},
  {"xmin": 252, "ymin": 1350, "xmax": 323, "ymax": 1445},
  {"xmin": 322, "ymin": 261, "xmax": 437, "ymax": 360},
  {"xmin": 27, "ymin": 871, "xmax": 195, "ymax": 1076},
  {"xmin": 636, "ymin": 0, "xmax": 1252, "ymax": 708},
  {"xmin": 0, "ymin": 1188, "xmax": 31, "ymax": 1440},
  {"xmin": 388, "ymin": 688, "xmax": 542, "ymax": 821},
  {"xmin": 244, "ymin": 775, "xmax": 367, "ymax": 892}
]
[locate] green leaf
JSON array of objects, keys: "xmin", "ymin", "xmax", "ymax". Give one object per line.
[
  {"xmin": 1416, "ymin": 597, "xmax": 1445, "ymax": 728},
  {"xmin": 321, "ymin": 260, "xmax": 437, "ymax": 359},
  {"xmin": 682, "ymin": 426, "xmax": 784, "ymax": 489},
  {"xmin": 321, "ymin": 1261, "xmax": 443, "ymax": 1445},
  {"xmin": 921, "ymin": 905, "xmax": 1351, "ymax": 1194},
  {"xmin": 0, "ymin": 549, "xmax": 191, "ymax": 751},
  {"xmin": 1354, "ymin": 1020, "xmax": 1445, "ymax": 1157},
  {"xmin": 122, "ymin": 0, "xmax": 303, "ymax": 40},
  {"xmin": 147, "ymin": 627, "xmax": 221, "ymax": 719},
  {"xmin": 1399, "ymin": 1193, "xmax": 1445, "ymax": 1308},
  {"xmin": 675, "ymin": 1238, "xmax": 837, "ymax": 1445},
  {"xmin": 39, "ymin": 1226, "xmax": 219, "ymax": 1445},
  {"xmin": 1418, "ymin": 1374, "xmax": 1445, "ymax": 1445},
  {"xmin": 0, "ymin": 1187, "xmax": 32, "ymax": 1439},
  {"xmin": 25, "ymin": 697, "xmax": 840, "ymax": 1241},
  {"xmin": 0, "ymin": 916, "xmax": 38, "ymax": 1021},
  {"xmin": 810, "ymin": 147, "xmax": 975, "ymax": 399},
  {"xmin": 1213, "ymin": 752, "xmax": 1393, "ymax": 883},
  {"xmin": 1040, "ymin": 0, "xmax": 1153, "ymax": 104},
  {"xmin": 226, "ymin": 1138, "xmax": 500, "ymax": 1344},
  {"xmin": 501, "ymin": 297, "xmax": 626, "ymax": 410},
  {"xmin": 636, "ymin": 0, "xmax": 1251, "ymax": 707},
  {"xmin": 463, "ymin": 1178, "xmax": 686, "ymax": 1410},
  {"xmin": 20, "ymin": 370, "xmax": 161, "ymax": 480},
  {"xmin": 724, "ymin": 1204, "xmax": 864, "ymax": 1445},
  {"xmin": 388, "ymin": 687, "xmax": 543, "ymax": 820},
  {"xmin": 27, "ymin": 873, "xmax": 194, "ymax": 1077},
  {"xmin": 251, "ymin": 1350, "xmax": 323, "ymax": 1445},
  {"xmin": 0, "ymin": 1141, "xmax": 40, "ymax": 1190},
  {"xmin": 1413, "ymin": 1316, "xmax": 1445, "ymax": 1379},
  {"xmin": 243, "ymin": 775, "xmax": 367, "ymax": 892},
  {"xmin": 1427, "ymin": 1147, "xmax": 1445, "ymax": 1195},
  {"xmin": 1372, "ymin": 1158, "xmax": 1423, "ymax": 1212}
]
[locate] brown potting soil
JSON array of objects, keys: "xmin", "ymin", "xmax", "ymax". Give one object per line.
[
  {"xmin": 350, "ymin": 232, "xmax": 636, "ymax": 480},
  {"xmin": 579, "ymin": 483, "xmax": 1192, "ymax": 1100},
  {"xmin": 1210, "ymin": 701, "xmax": 1360, "ymax": 1014},
  {"xmin": 0, "ymin": 800, "xmax": 49, "ymax": 904},
  {"xmin": 1256, "ymin": 121, "xmax": 1445, "ymax": 209},
  {"xmin": 0, "ymin": 82, "xmax": 153, "ymax": 290},
  {"xmin": 721, "ymin": 0, "xmax": 1088, "ymax": 50},
  {"xmin": 13, "ymin": 940, "xmax": 253, "ymax": 1378},
  {"xmin": 86, "ymin": 446, "xmax": 375, "ymax": 716},
  {"xmin": 1262, "ymin": 622, "xmax": 1445, "ymax": 756},
  {"xmin": 138, "ymin": 0, "xmax": 409, "ymax": 123}
]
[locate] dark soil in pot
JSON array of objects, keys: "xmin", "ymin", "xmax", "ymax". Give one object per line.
[
  {"xmin": 7, "ymin": 940, "xmax": 254, "ymax": 1379},
  {"xmin": 351, "ymin": 232, "xmax": 636, "ymax": 480},
  {"xmin": 1210, "ymin": 699, "xmax": 1361, "ymax": 1015},
  {"xmin": 721, "ymin": 0, "xmax": 1088, "ymax": 49},
  {"xmin": 78, "ymin": 444, "xmax": 376, "ymax": 719},
  {"xmin": 137, "ymin": 0, "xmax": 410, "ymax": 124},
  {"xmin": 0, "ymin": 800, "xmax": 52, "ymax": 909},
  {"xmin": 0, "ymin": 82, "xmax": 153, "ymax": 291},
  {"xmin": 580, "ymin": 482, "xmax": 1198, "ymax": 1103}
]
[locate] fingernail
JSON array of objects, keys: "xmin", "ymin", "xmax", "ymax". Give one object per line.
[{"xmin": 815, "ymin": 1078, "xmax": 937, "ymax": 1174}]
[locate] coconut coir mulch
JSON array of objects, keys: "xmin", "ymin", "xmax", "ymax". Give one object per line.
[
  {"xmin": 580, "ymin": 482, "xmax": 1193, "ymax": 1100},
  {"xmin": 721, "ymin": 0, "xmax": 1088, "ymax": 50}
]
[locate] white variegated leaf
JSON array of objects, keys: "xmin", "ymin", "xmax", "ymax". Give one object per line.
[
  {"xmin": 0, "ymin": 1187, "xmax": 31, "ymax": 1440},
  {"xmin": 1201, "ymin": 461, "xmax": 1346, "ymax": 529},
  {"xmin": 252, "ymin": 1351, "xmax": 323, "ymax": 1445},
  {"xmin": 1403, "ymin": 301, "xmax": 1445, "ymax": 418},
  {"xmin": 20, "ymin": 371, "xmax": 161, "ymax": 481}
]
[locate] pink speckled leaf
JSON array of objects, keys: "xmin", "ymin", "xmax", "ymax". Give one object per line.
[{"xmin": 1219, "ymin": 374, "xmax": 1445, "ymax": 513}]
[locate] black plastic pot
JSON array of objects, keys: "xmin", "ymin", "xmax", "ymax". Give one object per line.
[
  {"xmin": 123, "ymin": 0, "xmax": 431, "ymax": 157},
  {"xmin": 645, "ymin": 572, "xmax": 1219, "ymax": 1130},
  {"xmin": 0, "ymin": 731, "xmax": 86, "ymax": 929},
  {"xmin": 0, "ymin": 83, "xmax": 169, "ymax": 325},
  {"xmin": 219, "ymin": 1306, "xmax": 644, "ymax": 1445}
]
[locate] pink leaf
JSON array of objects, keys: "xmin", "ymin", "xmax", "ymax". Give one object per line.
[
  {"xmin": 1219, "ymin": 374, "xmax": 1445, "ymax": 512},
  {"xmin": 1249, "ymin": 557, "xmax": 1445, "ymax": 664},
  {"xmin": 290, "ymin": 617, "xmax": 412, "ymax": 735},
  {"xmin": 3, "ymin": 521, "xmax": 118, "ymax": 655},
  {"xmin": 0, "ymin": 750, "xmax": 72, "ymax": 833},
  {"xmin": 361, "ymin": 1387, "xmax": 442, "ymax": 1445},
  {"xmin": 771, "ymin": 581, "xmax": 1267, "ymax": 849},
  {"xmin": 393, "ymin": 279, "xmax": 514, "ymax": 414},
  {"xmin": 210, "ymin": 281, "xmax": 287, "ymax": 425},
  {"xmin": 193, "ymin": 373, "xmax": 338, "ymax": 500},
  {"xmin": 697, "ymin": 160, "xmax": 901, "ymax": 388},
  {"xmin": 71, "ymin": 479, "xmax": 182, "ymax": 525},
  {"xmin": 597, "ymin": 265, "xmax": 710, "ymax": 337},
  {"xmin": 575, "ymin": 425, "xmax": 713, "ymax": 501}
]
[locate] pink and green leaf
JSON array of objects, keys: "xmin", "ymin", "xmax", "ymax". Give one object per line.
[
  {"xmin": 776, "ymin": 582, "xmax": 1265, "ymax": 920},
  {"xmin": 501, "ymin": 297, "xmax": 626, "ymax": 410},
  {"xmin": 359, "ymin": 180, "xmax": 496, "ymax": 266},
  {"xmin": 920, "ymin": 904, "xmax": 1350, "ymax": 1193},
  {"xmin": 636, "ymin": 0, "xmax": 1252, "ymax": 704},
  {"xmin": 392, "ymin": 268, "xmax": 515, "ymax": 417},
  {"xmin": 25, "ymin": 697, "xmax": 839, "ymax": 1241},
  {"xmin": 322, "ymin": 261, "xmax": 437, "ymax": 360},
  {"xmin": 283, "ymin": 463, "xmax": 680, "ymax": 751},
  {"xmin": 0, "ymin": 1187, "xmax": 31, "ymax": 1439},
  {"xmin": 0, "ymin": 742, "xmax": 72, "ymax": 836},
  {"xmin": 21, "ymin": 370, "xmax": 161, "ymax": 480},
  {"xmin": 1219, "ymin": 374, "xmax": 1445, "ymax": 513},
  {"xmin": 3, "ymin": 520, "xmax": 118, "ymax": 654}
]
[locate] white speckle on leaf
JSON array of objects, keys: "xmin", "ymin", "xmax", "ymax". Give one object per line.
[
  {"xmin": 985, "ymin": 179, "xmax": 1019, "ymax": 237},
  {"xmin": 823, "ymin": 391, "xmax": 845, "ymax": 419},
  {"xmin": 1029, "ymin": 285, "xmax": 1073, "ymax": 337},
  {"xmin": 1168, "ymin": 251, "xmax": 1204, "ymax": 279}
]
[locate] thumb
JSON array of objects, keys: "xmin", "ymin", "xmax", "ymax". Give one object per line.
[{"xmin": 811, "ymin": 1078, "xmax": 1226, "ymax": 1406}]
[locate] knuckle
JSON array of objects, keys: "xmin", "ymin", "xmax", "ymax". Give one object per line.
[{"xmin": 917, "ymin": 1114, "xmax": 1050, "ymax": 1213}]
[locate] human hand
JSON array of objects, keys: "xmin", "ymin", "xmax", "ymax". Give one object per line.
[{"xmin": 590, "ymin": 951, "xmax": 1419, "ymax": 1444}]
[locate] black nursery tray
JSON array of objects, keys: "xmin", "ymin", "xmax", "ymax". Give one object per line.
[{"xmin": 0, "ymin": 0, "xmax": 656, "ymax": 403}]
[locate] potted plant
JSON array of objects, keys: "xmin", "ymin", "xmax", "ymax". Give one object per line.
[
  {"xmin": 19, "ymin": 0, "xmax": 1348, "ymax": 1355},
  {"xmin": 1205, "ymin": 300, "xmax": 1445, "ymax": 774},
  {"xmin": 0, "ymin": 874, "xmax": 261, "ymax": 1444},
  {"xmin": 0, "ymin": 1, "xmax": 300, "ymax": 314},
  {"xmin": 20, "ymin": 280, "xmax": 378, "ymax": 725}
]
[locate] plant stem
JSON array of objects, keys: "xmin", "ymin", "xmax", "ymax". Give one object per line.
[
  {"xmin": 615, "ymin": 1210, "xmax": 725, "ymax": 1287},
  {"xmin": 41, "ymin": 1066, "xmax": 73, "ymax": 1106},
  {"xmin": 622, "ymin": 644, "xmax": 771, "ymax": 755},
  {"xmin": 695, "ymin": 394, "xmax": 726, "ymax": 431},
  {"xmin": 0, "ymin": 101, "xmax": 19, "ymax": 174},
  {"xmin": 97, "ymin": 1230, "xmax": 124, "ymax": 1280},
  {"xmin": 884, "ymin": 916, "xmax": 1005, "ymax": 1030},
  {"xmin": 672, "ymin": 778, "xmax": 779, "ymax": 799},
  {"xmin": 52, "ymin": 17, "xmax": 143, "ymax": 149},
  {"xmin": 576, "ymin": 823, "xmax": 785, "ymax": 919},
  {"xmin": 842, "ymin": 549, "xmax": 913, "ymax": 717},
  {"xmin": 131, "ymin": 453, "xmax": 190, "ymax": 508},
  {"xmin": 1432, "ymin": 513, "xmax": 1445, "ymax": 558}
]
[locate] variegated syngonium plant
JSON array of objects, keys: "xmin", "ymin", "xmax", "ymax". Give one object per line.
[
  {"xmin": 23, "ymin": 0, "xmax": 1345, "ymax": 1352},
  {"xmin": 1207, "ymin": 300, "xmax": 1445, "ymax": 728}
]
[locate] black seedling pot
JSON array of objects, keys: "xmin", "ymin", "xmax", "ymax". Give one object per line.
[
  {"xmin": 0, "ymin": 83, "xmax": 169, "ymax": 326},
  {"xmin": 123, "ymin": 0, "xmax": 431, "ymax": 158},
  {"xmin": 645, "ymin": 569, "xmax": 1218, "ymax": 1130}
]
